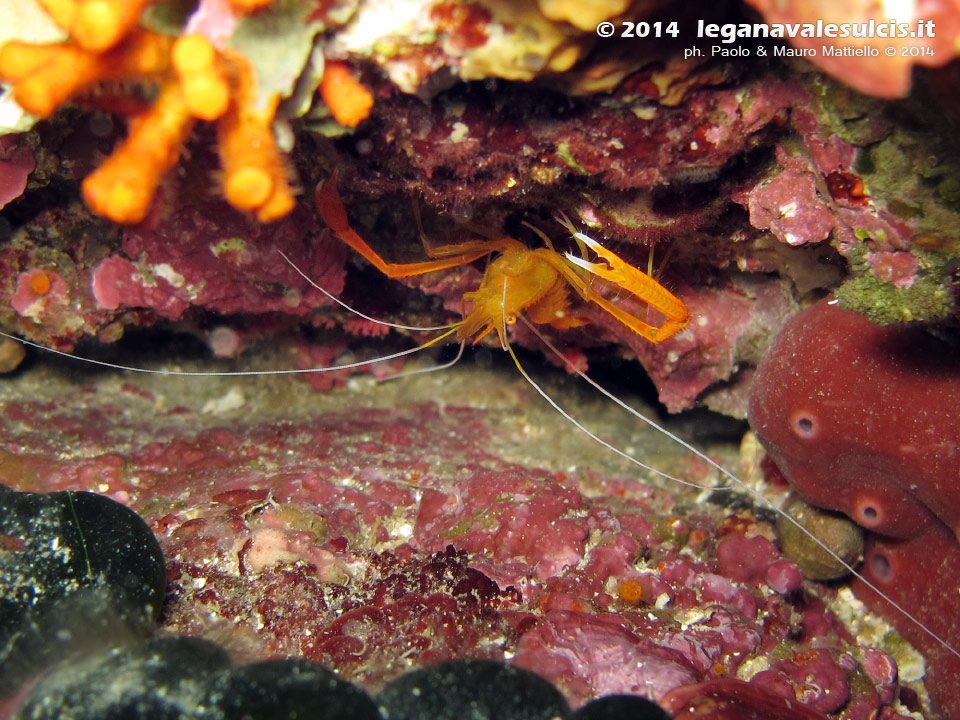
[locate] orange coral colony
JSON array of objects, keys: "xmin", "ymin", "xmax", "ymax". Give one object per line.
[
  {"xmin": 217, "ymin": 51, "xmax": 296, "ymax": 223},
  {"xmin": 320, "ymin": 62, "xmax": 375, "ymax": 128},
  {"xmin": 0, "ymin": 0, "xmax": 305, "ymax": 224}
]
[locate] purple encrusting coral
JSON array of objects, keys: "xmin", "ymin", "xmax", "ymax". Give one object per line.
[{"xmin": 0, "ymin": 362, "xmax": 912, "ymax": 719}]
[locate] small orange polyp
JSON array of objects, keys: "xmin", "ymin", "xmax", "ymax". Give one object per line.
[
  {"xmin": 618, "ymin": 579, "xmax": 644, "ymax": 604},
  {"xmin": 83, "ymin": 79, "xmax": 195, "ymax": 223},
  {"xmin": 72, "ymin": 0, "xmax": 153, "ymax": 52},
  {"xmin": 320, "ymin": 62, "xmax": 374, "ymax": 128},
  {"xmin": 29, "ymin": 272, "xmax": 52, "ymax": 297},
  {"xmin": 217, "ymin": 52, "xmax": 296, "ymax": 222},
  {"xmin": 172, "ymin": 35, "xmax": 229, "ymax": 121},
  {"xmin": 225, "ymin": 167, "xmax": 274, "ymax": 210}
]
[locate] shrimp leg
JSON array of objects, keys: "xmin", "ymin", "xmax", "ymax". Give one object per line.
[{"xmin": 316, "ymin": 177, "xmax": 503, "ymax": 278}]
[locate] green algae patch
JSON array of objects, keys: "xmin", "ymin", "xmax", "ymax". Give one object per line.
[{"xmin": 835, "ymin": 247, "xmax": 955, "ymax": 325}]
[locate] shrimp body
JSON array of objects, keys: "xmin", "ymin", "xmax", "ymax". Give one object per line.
[{"xmin": 459, "ymin": 243, "xmax": 586, "ymax": 345}]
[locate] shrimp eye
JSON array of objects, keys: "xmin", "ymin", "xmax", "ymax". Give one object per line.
[{"xmin": 505, "ymin": 314, "xmax": 517, "ymax": 325}]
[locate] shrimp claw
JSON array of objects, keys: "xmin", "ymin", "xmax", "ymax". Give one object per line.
[{"xmin": 558, "ymin": 220, "xmax": 690, "ymax": 344}]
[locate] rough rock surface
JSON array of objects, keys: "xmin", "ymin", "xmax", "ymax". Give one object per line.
[{"xmin": 0, "ymin": 349, "xmax": 920, "ymax": 718}]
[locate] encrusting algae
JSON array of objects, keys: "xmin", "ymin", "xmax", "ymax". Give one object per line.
[{"xmin": 0, "ymin": 0, "xmax": 375, "ymax": 224}]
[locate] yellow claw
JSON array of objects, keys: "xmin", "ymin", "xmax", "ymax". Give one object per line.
[{"xmin": 561, "ymin": 227, "xmax": 690, "ymax": 343}]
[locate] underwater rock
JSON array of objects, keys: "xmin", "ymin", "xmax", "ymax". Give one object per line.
[
  {"xmin": 661, "ymin": 678, "xmax": 835, "ymax": 719},
  {"xmin": 13, "ymin": 636, "xmax": 232, "ymax": 720},
  {"xmin": 0, "ymin": 337, "xmax": 25, "ymax": 373},
  {"xmin": 776, "ymin": 495, "xmax": 865, "ymax": 582},
  {"xmin": 0, "ymin": 363, "xmax": 907, "ymax": 717},
  {"xmin": 0, "ymin": 485, "xmax": 166, "ymax": 698},
  {"xmin": 0, "ymin": 135, "xmax": 34, "ymax": 210},
  {"xmin": 93, "ymin": 203, "xmax": 346, "ymax": 320},
  {"xmin": 377, "ymin": 659, "xmax": 571, "ymax": 720}
]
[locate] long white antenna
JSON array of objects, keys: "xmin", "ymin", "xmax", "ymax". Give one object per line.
[{"xmin": 518, "ymin": 315, "xmax": 960, "ymax": 661}]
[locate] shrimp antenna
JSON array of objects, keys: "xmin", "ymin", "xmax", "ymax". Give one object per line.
[
  {"xmin": 278, "ymin": 250, "xmax": 457, "ymax": 332},
  {"xmin": 0, "ymin": 327, "xmax": 459, "ymax": 377},
  {"xmin": 377, "ymin": 340, "xmax": 466, "ymax": 383},
  {"xmin": 0, "ymin": 249, "xmax": 467, "ymax": 379},
  {"xmin": 519, "ymin": 314, "xmax": 960, "ymax": 662},
  {"xmin": 497, "ymin": 281, "xmax": 715, "ymax": 490}
]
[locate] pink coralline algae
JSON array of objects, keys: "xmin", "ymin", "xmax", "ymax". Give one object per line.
[
  {"xmin": 662, "ymin": 678, "xmax": 835, "ymax": 719},
  {"xmin": 11, "ymin": 270, "xmax": 68, "ymax": 321},
  {"xmin": 342, "ymin": 75, "xmax": 795, "ymax": 207},
  {"xmin": 737, "ymin": 134, "xmax": 913, "ymax": 255},
  {"xmin": 91, "ymin": 204, "xmax": 346, "ymax": 319},
  {"xmin": 0, "ymin": 135, "xmax": 34, "ymax": 210},
  {"xmin": 864, "ymin": 251, "xmax": 919, "ymax": 289},
  {"xmin": 748, "ymin": 298, "xmax": 960, "ymax": 716},
  {"xmin": 745, "ymin": 146, "xmax": 836, "ymax": 247},
  {"xmin": 0, "ymin": 364, "xmax": 912, "ymax": 719}
]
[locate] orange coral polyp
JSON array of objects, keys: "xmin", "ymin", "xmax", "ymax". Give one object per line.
[
  {"xmin": 73, "ymin": 0, "xmax": 153, "ymax": 52},
  {"xmin": 83, "ymin": 79, "xmax": 195, "ymax": 223},
  {"xmin": 29, "ymin": 273, "xmax": 52, "ymax": 297},
  {"xmin": 172, "ymin": 35, "xmax": 229, "ymax": 121},
  {"xmin": 4, "ymin": 1, "xmax": 299, "ymax": 224},
  {"xmin": 225, "ymin": 167, "xmax": 274, "ymax": 210},
  {"xmin": 253, "ymin": 182, "xmax": 296, "ymax": 223},
  {"xmin": 109, "ymin": 28, "xmax": 174, "ymax": 77},
  {"xmin": 172, "ymin": 34, "xmax": 215, "ymax": 72},
  {"xmin": 0, "ymin": 29, "xmax": 173, "ymax": 119},
  {"xmin": 0, "ymin": 42, "xmax": 102, "ymax": 118},
  {"xmin": 216, "ymin": 53, "xmax": 296, "ymax": 222},
  {"xmin": 618, "ymin": 580, "xmax": 644, "ymax": 604},
  {"xmin": 320, "ymin": 62, "xmax": 374, "ymax": 128},
  {"xmin": 218, "ymin": 108, "xmax": 296, "ymax": 221}
]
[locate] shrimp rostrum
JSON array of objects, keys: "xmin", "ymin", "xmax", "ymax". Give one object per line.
[{"xmin": 315, "ymin": 177, "xmax": 690, "ymax": 347}]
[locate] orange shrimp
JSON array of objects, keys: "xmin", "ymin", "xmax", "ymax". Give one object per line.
[{"xmin": 314, "ymin": 176, "xmax": 690, "ymax": 348}]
